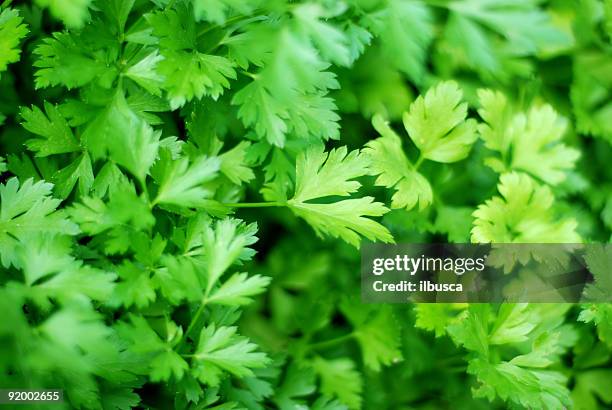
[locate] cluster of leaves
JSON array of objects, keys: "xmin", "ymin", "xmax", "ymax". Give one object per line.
[{"xmin": 0, "ymin": 0, "xmax": 611, "ymax": 409}]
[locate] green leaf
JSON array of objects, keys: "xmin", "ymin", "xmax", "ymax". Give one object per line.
[
  {"xmin": 572, "ymin": 369, "xmax": 612, "ymax": 410},
  {"xmin": 80, "ymin": 92, "xmax": 159, "ymax": 176},
  {"xmin": 146, "ymin": 5, "xmax": 236, "ymax": 108},
  {"xmin": 116, "ymin": 315, "xmax": 188, "ymax": 382},
  {"xmin": 111, "ymin": 261, "xmax": 157, "ymax": 308},
  {"xmin": 312, "ymin": 357, "xmax": 362, "ymax": 410},
  {"xmin": 403, "ymin": 81, "xmax": 477, "ymax": 163},
  {"xmin": 154, "ymin": 255, "xmax": 202, "ymax": 305},
  {"xmin": 448, "ymin": 304, "xmax": 575, "ymax": 409},
  {"xmin": 219, "ymin": 141, "xmax": 255, "ymax": 185},
  {"xmin": 365, "ymin": 114, "xmax": 433, "ymax": 211},
  {"xmin": 287, "ymin": 145, "xmax": 393, "ymax": 247},
  {"xmin": 0, "ymin": 178, "xmax": 79, "ymax": 267},
  {"xmin": 448, "ymin": 304, "xmax": 490, "ymax": 357},
  {"xmin": 192, "ymin": 325, "xmax": 269, "ymax": 386},
  {"xmin": 290, "ymin": 198, "xmax": 392, "ymax": 249},
  {"xmin": 233, "ymin": 80, "xmax": 288, "ymax": 147},
  {"xmin": 349, "ymin": 306, "xmax": 403, "ymax": 371},
  {"xmin": 159, "ymin": 50, "xmax": 236, "ymax": 109},
  {"xmin": 478, "ymin": 89, "xmax": 580, "ymax": 184},
  {"xmin": 207, "ymin": 272, "xmax": 271, "ymax": 306},
  {"xmin": 293, "ymin": 4, "xmax": 350, "ymax": 67},
  {"xmin": 581, "ymin": 244, "xmax": 612, "ymax": 302},
  {"xmin": 153, "ymin": 154, "xmax": 220, "ymax": 208},
  {"xmin": 51, "ymin": 153, "xmax": 94, "ymax": 199},
  {"xmin": 579, "ymin": 304, "xmax": 612, "ymax": 349},
  {"xmin": 433, "ymin": 206, "xmax": 474, "ymax": 242},
  {"xmin": 468, "ymin": 358, "xmax": 571, "ymax": 409},
  {"xmin": 292, "ymin": 145, "xmax": 367, "ymax": 202},
  {"xmin": 0, "ymin": 8, "xmax": 29, "ymax": 75},
  {"xmin": 70, "ymin": 182, "xmax": 154, "ymax": 236},
  {"xmin": 14, "ymin": 234, "xmax": 115, "ymax": 305},
  {"xmin": 201, "ymin": 218, "xmax": 258, "ymax": 293},
  {"xmin": 21, "ymin": 102, "xmax": 81, "ymax": 157},
  {"xmin": 104, "ymin": 104, "xmax": 160, "ymax": 183},
  {"xmin": 124, "ymin": 50, "xmax": 165, "ymax": 96},
  {"xmin": 363, "ymin": 0, "xmax": 433, "ymax": 84},
  {"xmin": 192, "ymin": 0, "xmax": 258, "ymax": 24},
  {"xmin": 35, "ymin": 0, "xmax": 92, "ymax": 28},
  {"xmin": 343, "ymin": 22, "xmax": 372, "ymax": 64},
  {"xmin": 414, "ymin": 304, "xmax": 461, "ymax": 338},
  {"xmin": 471, "ymin": 172, "xmax": 581, "ymax": 243},
  {"xmin": 273, "ymin": 363, "xmax": 316, "ymax": 410},
  {"xmin": 33, "ymin": 32, "xmax": 113, "ymax": 89},
  {"xmin": 571, "ymin": 51, "xmax": 612, "ymax": 143},
  {"xmin": 442, "ymin": 0, "xmax": 570, "ymax": 78}
]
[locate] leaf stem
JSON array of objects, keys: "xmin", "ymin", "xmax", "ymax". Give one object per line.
[
  {"xmin": 223, "ymin": 201, "xmax": 285, "ymax": 208},
  {"xmin": 308, "ymin": 333, "xmax": 354, "ymax": 350},
  {"xmin": 183, "ymin": 300, "xmax": 207, "ymax": 346},
  {"xmin": 414, "ymin": 155, "xmax": 425, "ymax": 170}
]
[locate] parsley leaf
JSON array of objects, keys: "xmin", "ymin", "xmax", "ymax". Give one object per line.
[
  {"xmin": 153, "ymin": 155, "xmax": 220, "ymax": 208},
  {"xmin": 34, "ymin": 0, "xmax": 92, "ymax": 28},
  {"xmin": 0, "ymin": 8, "xmax": 28, "ymax": 76},
  {"xmin": 192, "ymin": 325, "xmax": 269, "ymax": 386},
  {"xmin": 287, "ymin": 145, "xmax": 392, "ymax": 247},
  {"xmin": 313, "ymin": 357, "xmax": 362, "ymax": 410},
  {"xmin": 478, "ymin": 89, "xmax": 580, "ymax": 184},
  {"xmin": 404, "ymin": 81, "xmax": 477, "ymax": 163},
  {"xmin": 0, "ymin": 178, "xmax": 79, "ymax": 267},
  {"xmin": 207, "ymin": 272, "xmax": 271, "ymax": 306},
  {"xmin": 364, "ymin": 114, "xmax": 433, "ymax": 210},
  {"xmin": 471, "ymin": 172, "xmax": 581, "ymax": 243},
  {"xmin": 21, "ymin": 102, "xmax": 81, "ymax": 157},
  {"xmin": 362, "ymin": 0, "xmax": 433, "ymax": 84}
]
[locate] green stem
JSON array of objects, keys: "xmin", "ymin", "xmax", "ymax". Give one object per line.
[
  {"xmin": 308, "ymin": 333, "xmax": 354, "ymax": 350},
  {"xmin": 137, "ymin": 177, "xmax": 151, "ymax": 207},
  {"xmin": 223, "ymin": 201, "xmax": 285, "ymax": 208},
  {"xmin": 414, "ymin": 155, "xmax": 425, "ymax": 170},
  {"xmin": 183, "ymin": 301, "xmax": 207, "ymax": 346}
]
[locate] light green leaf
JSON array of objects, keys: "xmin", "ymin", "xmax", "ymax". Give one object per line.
[
  {"xmin": 365, "ymin": 114, "xmax": 433, "ymax": 210},
  {"xmin": 192, "ymin": 325, "xmax": 269, "ymax": 386},
  {"xmin": 0, "ymin": 178, "xmax": 79, "ymax": 267},
  {"xmin": 193, "ymin": 0, "xmax": 258, "ymax": 24},
  {"xmin": 478, "ymin": 89, "xmax": 580, "ymax": 184},
  {"xmin": 159, "ymin": 50, "xmax": 236, "ymax": 109},
  {"xmin": 403, "ymin": 81, "xmax": 477, "ymax": 163},
  {"xmin": 471, "ymin": 172, "xmax": 581, "ymax": 243},
  {"xmin": 219, "ymin": 141, "xmax": 255, "ymax": 185},
  {"xmin": 201, "ymin": 218, "xmax": 258, "ymax": 293},
  {"xmin": 125, "ymin": 50, "xmax": 165, "ymax": 95},
  {"xmin": 35, "ymin": 0, "xmax": 92, "ymax": 28},
  {"xmin": 207, "ymin": 273, "xmax": 271, "ymax": 306},
  {"xmin": 293, "ymin": 4, "xmax": 350, "ymax": 67},
  {"xmin": 363, "ymin": 0, "xmax": 433, "ymax": 84},
  {"xmin": 233, "ymin": 80, "xmax": 288, "ymax": 147},
  {"xmin": 153, "ymin": 155, "xmax": 220, "ymax": 208},
  {"xmin": 288, "ymin": 145, "xmax": 392, "ymax": 247},
  {"xmin": 0, "ymin": 8, "xmax": 29, "ymax": 75}
]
